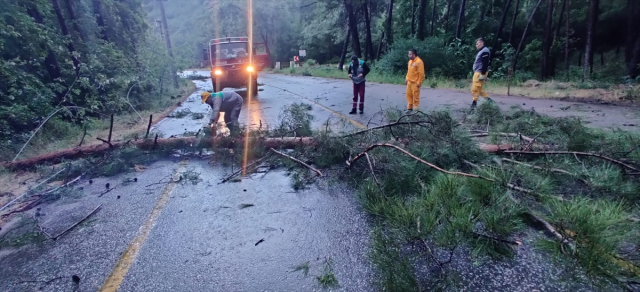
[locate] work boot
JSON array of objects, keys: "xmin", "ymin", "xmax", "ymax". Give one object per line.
[
  {"xmin": 349, "ymin": 108, "xmax": 357, "ymax": 114},
  {"xmin": 470, "ymin": 100, "xmax": 477, "ymax": 110},
  {"xmin": 359, "ymin": 109, "xmax": 364, "ymax": 114}
]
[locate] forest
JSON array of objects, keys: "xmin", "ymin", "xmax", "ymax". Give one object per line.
[
  {"xmin": 0, "ymin": 0, "xmax": 189, "ymax": 160},
  {"xmin": 148, "ymin": 0, "xmax": 640, "ymax": 83}
]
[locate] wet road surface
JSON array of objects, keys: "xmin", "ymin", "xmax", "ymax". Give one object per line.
[{"xmin": 1, "ymin": 72, "xmax": 639, "ymax": 292}]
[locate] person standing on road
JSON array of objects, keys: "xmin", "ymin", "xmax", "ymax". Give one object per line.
[
  {"xmin": 348, "ymin": 55, "xmax": 370, "ymax": 114},
  {"xmin": 201, "ymin": 91, "xmax": 243, "ymax": 135},
  {"xmin": 470, "ymin": 38, "xmax": 491, "ymax": 109},
  {"xmin": 405, "ymin": 49, "xmax": 425, "ymax": 113}
]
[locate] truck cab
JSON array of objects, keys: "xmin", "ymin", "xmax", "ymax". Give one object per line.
[{"xmin": 207, "ymin": 37, "xmax": 269, "ymax": 95}]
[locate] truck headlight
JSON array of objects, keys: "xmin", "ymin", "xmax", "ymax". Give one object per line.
[
  {"xmin": 214, "ymin": 70, "xmax": 222, "ymax": 75},
  {"xmin": 246, "ymin": 66, "xmax": 254, "ymax": 72}
]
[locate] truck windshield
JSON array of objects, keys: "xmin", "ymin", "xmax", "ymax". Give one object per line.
[{"xmin": 211, "ymin": 42, "xmax": 249, "ymax": 60}]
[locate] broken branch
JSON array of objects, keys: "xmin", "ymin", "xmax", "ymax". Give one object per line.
[
  {"xmin": 270, "ymin": 148, "xmax": 323, "ymax": 177},
  {"xmin": 96, "ymin": 137, "xmax": 113, "ymax": 148},
  {"xmin": 501, "ymin": 150, "xmax": 640, "ymax": 172},
  {"xmin": 469, "ymin": 131, "xmax": 534, "ymax": 142},
  {"xmin": 53, "ymin": 204, "xmax": 102, "ymax": 240},
  {"xmin": 501, "ymin": 158, "xmax": 589, "ymax": 184},
  {"xmin": 349, "ymin": 143, "xmax": 495, "ymax": 182},
  {"xmin": 365, "ymin": 153, "xmax": 385, "ymax": 196}
]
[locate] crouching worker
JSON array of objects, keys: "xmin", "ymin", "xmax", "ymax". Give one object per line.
[{"xmin": 201, "ymin": 91, "xmax": 243, "ymax": 135}]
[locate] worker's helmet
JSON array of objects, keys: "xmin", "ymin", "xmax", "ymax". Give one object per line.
[{"xmin": 201, "ymin": 91, "xmax": 211, "ymax": 103}]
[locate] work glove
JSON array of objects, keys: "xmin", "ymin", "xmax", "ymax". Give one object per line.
[{"xmin": 478, "ymin": 75, "xmax": 486, "ymax": 81}]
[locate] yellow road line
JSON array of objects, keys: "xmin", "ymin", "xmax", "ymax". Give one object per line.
[
  {"xmin": 266, "ymin": 84, "xmax": 366, "ymax": 129},
  {"xmin": 98, "ymin": 160, "xmax": 188, "ymax": 292}
]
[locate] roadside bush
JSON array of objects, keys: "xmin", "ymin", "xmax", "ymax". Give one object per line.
[{"xmin": 377, "ymin": 37, "xmax": 473, "ymax": 79}]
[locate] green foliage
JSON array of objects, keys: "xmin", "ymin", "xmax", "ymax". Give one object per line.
[
  {"xmin": 378, "ymin": 37, "xmax": 474, "ymax": 79},
  {"xmin": 273, "ymin": 102, "xmax": 314, "ymax": 137},
  {"xmin": 0, "ymin": 0, "xmax": 188, "ymax": 158},
  {"xmin": 545, "ymin": 197, "xmax": 636, "ymax": 277}
]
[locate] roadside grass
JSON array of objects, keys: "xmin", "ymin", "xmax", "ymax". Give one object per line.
[
  {"xmin": 292, "ymin": 261, "xmax": 310, "ymax": 277},
  {"xmin": 0, "ymin": 79, "xmax": 196, "ymax": 162},
  {"xmin": 316, "ymin": 258, "xmax": 339, "ymax": 288},
  {"xmin": 274, "ymin": 65, "xmax": 640, "ymax": 102}
]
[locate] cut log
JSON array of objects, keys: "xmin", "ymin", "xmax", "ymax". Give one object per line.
[{"xmin": 1, "ymin": 136, "xmax": 314, "ymax": 170}]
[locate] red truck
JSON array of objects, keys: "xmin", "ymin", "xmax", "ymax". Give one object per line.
[{"xmin": 206, "ymin": 37, "xmax": 269, "ymax": 95}]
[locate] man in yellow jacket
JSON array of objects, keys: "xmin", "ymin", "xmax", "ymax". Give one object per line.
[{"xmin": 405, "ymin": 49, "xmax": 425, "ymax": 113}]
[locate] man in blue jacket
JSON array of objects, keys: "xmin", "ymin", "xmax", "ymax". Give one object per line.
[{"xmin": 470, "ymin": 38, "xmax": 491, "ymax": 110}]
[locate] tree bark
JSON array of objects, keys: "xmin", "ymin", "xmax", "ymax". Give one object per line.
[
  {"xmin": 63, "ymin": 0, "xmax": 85, "ymax": 42},
  {"xmin": 564, "ymin": 0, "xmax": 571, "ymax": 72},
  {"xmin": 417, "ymin": 0, "xmax": 427, "ymax": 40},
  {"xmin": 430, "ymin": 0, "xmax": 437, "ymax": 36},
  {"xmin": 455, "ymin": 0, "xmax": 467, "ymax": 40},
  {"xmin": 157, "ymin": 0, "xmax": 179, "ymax": 88},
  {"xmin": 625, "ymin": 0, "xmax": 638, "ymax": 63},
  {"xmin": 444, "ymin": 0, "xmax": 452, "ymax": 35},
  {"xmin": 386, "ymin": 0, "xmax": 394, "ymax": 46},
  {"xmin": 411, "ymin": 0, "xmax": 416, "ymax": 35},
  {"xmin": 345, "ymin": 0, "xmax": 362, "ymax": 58},
  {"xmin": 628, "ymin": 30, "xmax": 640, "ymax": 78},
  {"xmin": 92, "ymin": 0, "xmax": 109, "ymax": 42},
  {"xmin": 363, "ymin": 1, "xmax": 375, "ymax": 60},
  {"xmin": 583, "ymin": 0, "xmax": 599, "ymax": 81},
  {"xmin": 376, "ymin": 31, "xmax": 385, "ymax": 59},
  {"xmin": 555, "ymin": 0, "xmax": 566, "ymax": 40},
  {"xmin": 513, "ymin": 0, "xmax": 543, "ymax": 72},
  {"xmin": 491, "ymin": 0, "xmax": 513, "ymax": 59},
  {"xmin": 541, "ymin": 0, "xmax": 554, "ymax": 79},
  {"xmin": 508, "ymin": 0, "xmax": 520, "ymax": 45},
  {"xmin": 339, "ymin": 25, "xmax": 351, "ymax": 70},
  {"xmin": 51, "ymin": 0, "xmax": 81, "ymax": 74}
]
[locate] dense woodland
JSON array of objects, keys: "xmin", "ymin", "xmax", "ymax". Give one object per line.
[
  {"xmin": 0, "ymin": 0, "xmax": 185, "ymax": 158},
  {"xmin": 150, "ymin": 0, "xmax": 640, "ymax": 82},
  {"xmin": 2, "ymin": 0, "xmax": 640, "ymax": 157}
]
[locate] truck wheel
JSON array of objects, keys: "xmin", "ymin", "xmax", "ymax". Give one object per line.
[{"xmin": 251, "ymin": 79, "xmax": 258, "ymax": 96}]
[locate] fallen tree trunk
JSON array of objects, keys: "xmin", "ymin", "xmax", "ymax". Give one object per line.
[
  {"xmin": 1, "ymin": 134, "xmax": 556, "ymax": 171},
  {"xmin": 1, "ymin": 136, "xmax": 314, "ymax": 170}
]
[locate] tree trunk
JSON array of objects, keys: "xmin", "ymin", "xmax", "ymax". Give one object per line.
[
  {"xmin": 626, "ymin": 0, "xmax": 639, "ymax": 63},
  {"xmin": 555, "ymin": 0, "xmax": 566, "ymax": 40},
  {"xmin": 541, "ymin": 0, "xmax": 554, "ymax": 79},
  {"xmin": 345, "ymin": 0, "xmax": 362, "ymax": 58},
  {"xmin": 491, "ymin": 0, "xmax": 513, "ymax": 57},
  {"xmin": 455, "ymin": 0, "xmax": 467, "ymax": 40},
  {"xmin": 386, "ymin": 0, "xmax": 394, "ymax": 46},
  {"xmin": 444, "ymin": 0, "xmax": 452, "ymax": 35},
  {"xmin": 157, "ymin": 0, "xmax": 179, "ymax": 88},
  {"xmin": 583, "ymin": 0, "xmax": 599, "ymax": 81},
  {"xmin": 63, "ymin": 0, "xmax": 85, "ymax": 41},
  {"xmin": 628, "ymin": 31, "xmax": 640, "ymax": 78},
  {"xmin": 565, "ymin": 0, "xmax": 571, "ymax": 73},
  {"xmin": 51, "ymin": 0, "xmax": 81, "ymax": 74},
  {"xmin": 411, "ymin": 0, "xmax": 416, "ymax": 35},
  {"xmin": 339, "ymin": 26, "xmax": 351, "ymax": 71},
  {"xmin": 430, "ymin": 0, "xmax": 437, "ymax": 36},
  {"xmin": 377, "ymin": 31, "xmax": 385, "ymax": 58},
  {"xmin": 92, "ymin": 0, "xmax": 109, "ymax": 42},
  {"xmin": 508, "ymin": 0, "xmax": 521, "ymax": 45},
  {"xmin": 363, "ymin": 1, "xmax": 375, "ymax": 60},
  {"xmin": 513, "ymin": 0, "xmax": 543, "ymax": 72},
  {"xmin": 417, "ymin": 0, "xmax": 427, "ymax": 40}
]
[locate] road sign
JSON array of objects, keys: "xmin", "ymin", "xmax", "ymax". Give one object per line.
[
  {"xmin": 294, "ymin": 56, "xmax": 299, "ymax": 62},
  {"xmin": 299, "ymin": 50, "xmax": 306, "ymax": 57}
]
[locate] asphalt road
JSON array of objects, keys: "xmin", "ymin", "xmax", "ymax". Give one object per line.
[{"xmin": 1, "ymin": 72, "xmax": 639, "ymax": 292}]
